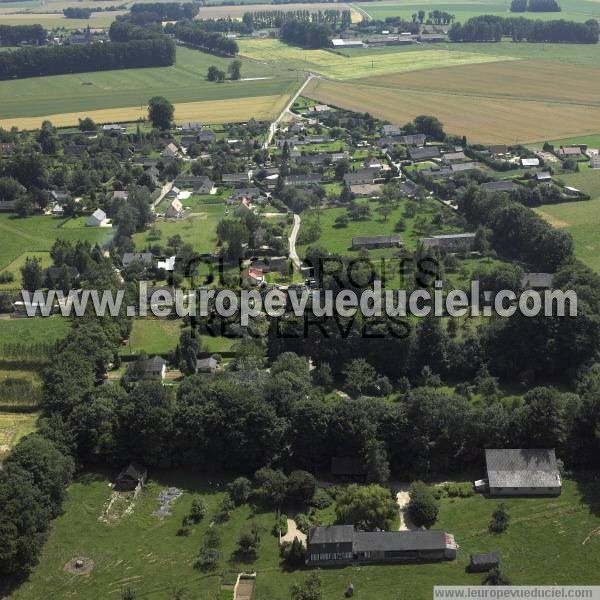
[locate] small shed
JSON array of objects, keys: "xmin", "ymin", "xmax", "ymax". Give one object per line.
[
  {"xmin": 469, "ymin": 552, "xmax": 500, "ymax": 572},
  {"xmin": 115, "ymin": 463, "xmax": 147, "ymax": 492}
]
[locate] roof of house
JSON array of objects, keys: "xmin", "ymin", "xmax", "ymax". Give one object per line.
[
  {"xmin": 143, "ymin": 356, "xmax": 167, "ymax": 373},
  {"xmin": 485, "ymin": 448, "xmax": 561, "ymax": 489},
  {"xmin": 521, "ymin": 158, "xmax": 540, "ymax": 167},
  {"xmin": 536, "ymin": 172, "xmax": 552, "ymax": 180},
  {"xmin": 470, "ymin": 552, "xmax": 500, "ymax": 566},
  {"xmin": 309, "ymin": 525, "xmax": 355, "ymax": 545},
  {"xmin": 117, "ymin": 463, "xmax": 147, "ymax": 483},
  {"xmin": 451, "ymin": 162, "xmax": 477, "ymax": 173},
  {"xmin": 197, "ymin": 357, "xmax": 218, "ymax": 370},
  {"xmin": 352, "ymin": 235, "xmax": 401, "ymax": 246},
  {"xmin": 122, "ymin": 252, "xmax": 153, "ymax": 266},
  {"xmin": 410, "ymin": 146, "xmax": 440, "ymax": 160},
  {"xmin": 521, "ymin": 272, "xmax": 553, "ymax": 289},
  {"xmin": 481, "ymin": 180, "xmax": 518, "ymax": 192},
  {"xmin": 443, "ymin": 151, "xmax": 466, "ymax": 162},
  {"xmin": 558, "ymin": 146, "xmax": 582, "ymax": 155},
  {"xmin": 167, "ymin": 198, "xmax": 183, "ymax": 213},
  {"xmin": 355, "ymin": 530, "xmax": 448, "ymax": 553},
  {"xmin": 89, "ymin": 208, "xmax": 106, "ymax": 222}
]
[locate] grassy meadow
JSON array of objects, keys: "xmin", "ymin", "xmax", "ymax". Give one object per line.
[
  {"xmin": 133, "ymin": 203, "xmax": 225, "ymax": 254},
  {"xmin": 534, "ymin": 167, "xmax": 600, "ymax": 272},
  {"xmin": 0, "ymin": 46, "xmax": 297, "ymax": 128},
  {"xmin": 356, "ymin": 0, "xmax": 600, "ymax": 23},
  {"xmin": 238, "ymin": 38, "xmax": 514, "ymax": 79},
  {"xmin": 0, "ymin": 214, "xmax": 110, "ymax": 271},
  {"xmin": 10, "ymin": 471, "xmax": 600, "ymax": 600}
]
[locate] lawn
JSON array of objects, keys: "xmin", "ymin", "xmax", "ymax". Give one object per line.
[
  {"xmin": 0, "ymin": 214, "xmax": 111, "ymax": 271},
  {"xmin": 534, "ymin": 170, "xmax": 600, "ymax": 272},
  {"xmin": 133, "ymin": 204, "xmax": 226, "ymax": 254},
  {"xmin": 0, "ymin": 251, "xmax": 52, "ymax": 290},
  {"xmin": 0, "ymin": 46, "xmax": 297, "ymax": 126},
  {"xmin": 0, "ymin": 316, "xmax": 70, "ymax": 356},
  {"xmin": 123, "ymin": 317, "xmax": 237, "ymax": 357},
  {"xmin": 297, "ymin": 197, "xmax": 466, "ymax": 259},
  {"xmin": 11, "ymin": 472, "xmax": 600, "ymax": 600},
  {"xmin": 238, "ymin": 38, "xmax": 514, "ymax": 80}
]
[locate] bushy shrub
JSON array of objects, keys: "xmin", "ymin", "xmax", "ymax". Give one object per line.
[
  {"xmin": 408, "ymin": 481, "xmax": 439, "ymax": 528},
  {"xmin": 311, "ymin": 487, "xmax": 333, "ymax": 509}
]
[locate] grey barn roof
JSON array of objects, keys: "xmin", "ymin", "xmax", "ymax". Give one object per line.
[
  {"xmin": 355, "ymin": 530, "xmax": 447, "ymax": 553},
  {"xmin": 481, "ymin": 180, "xmax": 518, "ymax": 192},
  {"xmin": 310, "ymin": 525, "xmax": 355, "ymax": 544},
  {"xmin": 485, "ymin": 449, "xmax": 561, "ymax": 489}
]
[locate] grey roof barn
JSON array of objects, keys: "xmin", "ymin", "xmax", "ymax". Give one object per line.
[{"xmin": 485, "ymin": 449, "xmax": 561, "ymax": 496}]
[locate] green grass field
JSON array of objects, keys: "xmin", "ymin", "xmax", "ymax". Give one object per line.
[
  {"xmin": 123, "ymin": 318, "xmax": 237, "ymax": 357},
  {"xmin": 0, "ymin": 251, "xmax": 52, "ymax": 290},
  {"xmin": 356, "ymin": 0, "xmax": 600, "ymax": 23},
  {"xmin": 0, "ymin": 46, "xmax": 295, "ymax": 122},
  {"xmin": 0, "ymin": 411, "xmax": 38, "ymax": 459},
  {"xmin": 297, "ymin": 197, "xmax": 465, "ymax": 258},
  {"xmin": 534, "ymin": 168, "xmax": 600, "ymax": 272},
  {"xmin": 0, "ymin": 214, "xmax": 111, "ymax": 271},
  {"xmin": 133, "ymin": 204, "xmax": 225, "ymax": 254},
  {"xmin": 11, "ymin": 471, "xmax": 600, "ymax": 600},
  {"xmin": 238, "ymin": 38, "xmax": 514, "ymax": 80}
]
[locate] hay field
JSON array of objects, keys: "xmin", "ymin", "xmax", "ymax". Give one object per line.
[
  {"xmin": 363, "ymin": 60, "xmax": 600, "ymax": 107},
  {"xmin": 0, "ymin": 412, "xmax": 38, "ymax": 459},
  {"xmin": 0, "ymin": 10, "xmax": 125, "ymax": 27},
  {"xmin": 1, "ymin": 94, "xmax": 291, "ymax": 129},
  {"xmin": 238, "ymin": 38, "xmax": 514, "ymax": 79},
  {"xmin": 304, "ymin": 58, "xmax": 600, "ymax": 143}
]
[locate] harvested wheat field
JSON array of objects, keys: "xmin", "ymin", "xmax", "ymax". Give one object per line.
[
  {"xmin": 0, "ymin": 95, "xmax": 290, "ymax": 130},
  {"xmin": 197, "ymin": 2, "xmax": 361, "ymax": 21},
  {"xmin": 361, "ymin": 60, "xmax": 600, "ymax": 107},
  {"xmin": 304, "ymin": 77, "xmax": 600, "ymax": 144}
]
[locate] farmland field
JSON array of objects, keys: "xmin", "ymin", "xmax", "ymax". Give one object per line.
[
  {"xmin": 238, "ymin": 38, "xmax": 514, "ymax": 79},
  {"xmin": 304, "ymin": 77, "xmax": 600, "ymax": 143},
  {"xmin": 0, "ymin": 214, "xmax": 111, "ymax": 271},
  {"xmin": 10, "ymin": 471, "xmax": 600, "ymax": 600},
  {"xmin": 356, "ymin": 0, "xmax": 600, "ymax": 23},
  {"xmin": 0, "ymin": 10, "xmax": 125, "ymax": 27},
  {"xmin": 0, "ymin": 251, "xmax": 52, "ymax": 290},
  {"xmin": 0, "ymin": 46, "xmax": 297, "ymax": 127}
]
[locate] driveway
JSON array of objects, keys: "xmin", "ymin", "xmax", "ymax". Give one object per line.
[
  {"xmin": 281, "ymin": 518, "xmax": 307, "ymax": 547},
  {"xmin": 288, "ymin": 213, "xmax": 301, "ymax": 271}
]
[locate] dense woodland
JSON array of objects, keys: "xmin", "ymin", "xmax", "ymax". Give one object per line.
[
  {"xmin": 0, "ymin": 24, "xmax": 45, "ymax": 46},
  {"xmin": 243, "ymin": 9, "xmax": 352, "ymax": 30},
  {"xmin": 449, "ymin": 14, "xmax": 599, "ymax": 42},
  {"xmin": 165, "ymin": 19, "xmax": 239, "ymax": 55},
  {"xmin": 510, "ymin": 0, "xmax": 561, "ymax": 12}
]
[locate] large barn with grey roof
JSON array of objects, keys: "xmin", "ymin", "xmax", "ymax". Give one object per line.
[{"xmin": 485, "ymin": 449, "xmax": 562, "ymax": 497}]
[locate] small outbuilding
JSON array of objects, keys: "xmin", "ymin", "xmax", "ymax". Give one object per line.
[
  {"xmin": 469, "ymin": 552, "xmax": 500, "ymax": 573},
  {"xmin": 115, "ymin": 463, "xmax": 147, "ymax": 492}
]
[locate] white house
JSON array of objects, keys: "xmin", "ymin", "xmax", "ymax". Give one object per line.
[
  {"xmin": 86, "ymin": 208, "xmax": 109, "ymax": 227},
  {"xmin": 589, "ymin": 154, "xmax": 600, "ymax": 169}
]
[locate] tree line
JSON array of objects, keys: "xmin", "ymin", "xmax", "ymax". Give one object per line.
[
  {"xmin": 511, "ymin": 0, "xmax": 561, "ymax": 12},
  {"xmin": 242, "ymin": 9, "xmax": 351, "ymax": 30},
  {"xmin": 449, "ymin": 15, "xmax": 599, "ymax": 43},
  {"xmin": 0, "ymin": 24, "xmax": 46, "ymax": 46},
  {"xmin": 130, "ymin": 1, "xmax": 199, "ymax": 20},
  {"xmin": 280, "ymin": 20, "xmax": 333, "ymax": 49},
  {"xmin": 165, "ymin": 20, "xmax": 238, "ymax": 55},
  {"xmin": 0, "ymin": 37, "xmax": 175, "ymax": 80}
]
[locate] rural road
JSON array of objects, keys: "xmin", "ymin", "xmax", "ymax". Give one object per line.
[
  {"xmin": 350, "ymin": 3, "xmax": 372, "ymax": 21},
  {"xmin": 288, "ymin": 213, "xmax": 302, "ymax": 271},
  {"xmin": 262, "ymin": 73, "xmax": 316, "ymax": 149}
]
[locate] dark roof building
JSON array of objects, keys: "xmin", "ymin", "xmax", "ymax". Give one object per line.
[
  {"xmin": 521, "ymin": 272, "xmax": 553, "ymax": 290},
  {"xmin": 115, "ymin": 463, "xmax": 147, "ymax": 492},
  {"xmin": 481, "ymin": 180, "xmax": 519, "ymax": 193},
  {"xmin": 307, "ymin": 526, "xmax": 458, "ymax": 566},
  {"xmin": 344, "ymin": 168, "xmax": 379, "ymax": 186},
  {"xmin": 351, "ymin": 235, "xmax": 402, "ymax": 250},
  {"xmin": 421, "ymin": 233, "xmax": 475, "ymax": 251},
  {"xmin": 174, "ymin": 175, "xmax": 214, "ymax": 194},
  {"xmin": 469, "ymin": 552, "xmax": 500, "ymax": 572},
  {"xmin": 485, "ymin": 449, "xmax": 562, "ymax": 496},
  {"xmin": 122, "ymin": 252, "xmax": 153, "ymax": 267},
  {"xmin": 284, "ymin": 174, "xmax": 322, "ymax": 186},
  {"xmin": 409, "ymin": 146, "xmax": 440, "ymax": 161}
]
